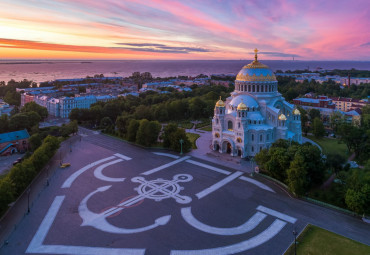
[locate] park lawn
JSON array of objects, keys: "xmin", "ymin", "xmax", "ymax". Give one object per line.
[
  {"xmin": 186, "ymin": 133, "xmax": 200, "ymax": 149},
  {"xmin": 177, "ymin": 121, "xmax": 193, "ymax": 129},
  {"xmin": 285, "ymin": 224, "xmax": 370, "ymax": 255},
  {"xmin": 199, "ymin": 125, "xmax": 212, "ymax": 131},
  {"xmin": 306, "ymin": 135, "xmax": 348, "ymax": 158}
]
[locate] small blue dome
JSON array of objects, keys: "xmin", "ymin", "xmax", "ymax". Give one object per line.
[{"xmin": 230, "ymin": 95, "xmax": 258, "ymax": 109}]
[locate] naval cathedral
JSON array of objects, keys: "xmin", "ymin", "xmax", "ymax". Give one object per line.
[{"xmin": 212, "ymin": 49, "xmax": 302, "ymax": 158}]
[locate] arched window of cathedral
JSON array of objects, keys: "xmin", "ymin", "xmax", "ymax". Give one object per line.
[
  {"xmin": 251, "ymin": 146, "xmax": 254, "ymax": 152},
  {"xmin": 216, "ymin": 118, "xmax": 219, "ymax": 124},
  {"xmin": 267, "ymin": 134, "xmax": 269, "ymax": 140},
  {"xmin": 261, "ymin": 86, "xmax": 264, "ymax": 92},
  {"xmin": 254, "ymin": 120, "xmax": 256, "ymax": 124},
  {"xmin": 260, "ymin": 134, "xmax": 263, "ymax": 142},
  {"xmin": 238, "ymin": 122, "xmax": 241, "ymax": 128},
  {"xmin": 242, "ymin": 112, "xmax": 244, "ymax": 117},
  {"xmin": 228, "ymin": 120, "xmax": 233, "ymax": 130},
  {"xmin": 252, "ymin": 85, "xmax": 255, "ymax": 92},
  {"xmin": 248, "ymin": 85, "xmax": 251, "ymax": 91},
  {"xmin": 260, "ymin": 146, "xmax": 262, "ymax": 151},
  {"xmin": 251, "ymin": 134, "xmax": 254, "ymax": 141},
  {"xmin": 257, "ymin": 85, "xmax": 259, "ymax": 92}
]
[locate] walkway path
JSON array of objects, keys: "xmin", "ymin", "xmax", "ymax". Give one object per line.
[{"xmin": 185, "ymin": 129, "xmax": 254, "ymax": 173}]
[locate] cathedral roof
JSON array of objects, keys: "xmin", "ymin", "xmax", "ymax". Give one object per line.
[
  {"xmin": 230, "ymin": 95, "xmax": 258, "ymax": 109},
  {"xmin": 278, "ymin": 114, "xmax": 287, "ymax": 120},
  {"xmin": 237, "ymin": 101, "xmax": 247, "ymax": 110},
  {"xmin": 236, "ymin": 49, "xmax": 276, "ymax": 82},
  {"xmin": 293, "ymin": 108, "xmax": 301, "ymax": 115},
  {"xmin": 215, "ymin": 97, "xmax": 225, "ymax": 107}
]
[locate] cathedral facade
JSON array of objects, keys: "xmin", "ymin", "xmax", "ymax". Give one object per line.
[{"xmin": 212, "ymin": 49, "xmax": 302, "ymax": 158}]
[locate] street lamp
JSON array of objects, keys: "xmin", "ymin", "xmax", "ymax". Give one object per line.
[
  {"xmin": 46, "ymin": 165, "xmax": 49, "ymax": 186},
  {"xmin": 179, "ymin": 139, "xmax": 184, "ymax": 155},
  {"xmin": 27, "ymin": 188, "xmax": 31, "ymax": 214},
  {"xmin": 250, "ymin": 157, "xmax": 255, "ymax": 176},
  {"xmin": 293, "ymin": 228, "xmax": 297, "ymax": 255}
]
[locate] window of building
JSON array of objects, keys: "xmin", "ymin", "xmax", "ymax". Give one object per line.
[
  {"xmin": 238, "ymin": 122, "xmax": 241, "ymax": 128},
  {"xmin": 260, "ymin": 134, "xmax": 263, "ymax": 142},
  {"xmin": 228, "ymin": 120, "xmax": 233, "ymax": 130},
  {"xmin": 216, "ymin": 118, "xmax": 219, "ymax": 124},
  {"xmin": 267, "ymin": 134, "xmax": 269, "ymax": 140},
  {"xmin": 251, "ymin": 146, "xmax": 254, "ymax": 152},
  {"xmin": 251, "ymin": 134, "xmax": 254, "ymax": 141},
  {"xmin": 260, "ymin": 146, "xmax": 262, "ymax": 151}
]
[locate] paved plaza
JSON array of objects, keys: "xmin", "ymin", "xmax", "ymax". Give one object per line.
[{"xmin": 1, "ymin": 129, "xmax": 369, "ymax": 255}]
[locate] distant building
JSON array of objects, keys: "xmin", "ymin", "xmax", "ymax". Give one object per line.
[
  {"xmin": 0, "ymin": 129, "xmax": 30, "ymax": 156},
  {"xmin": 293, "ymin": 96, "xmax": 335, "ymax": 110},
  {"xmin": 341, "ymin": 77, "xmax": 370, "ymax": 86},
  {"xmin": 329, "ymin": 97, "xmax": 369, "ymax": 112},
  {"xmin": 0, "ymin": 100, "xmax": 14, "ymax": 116}
]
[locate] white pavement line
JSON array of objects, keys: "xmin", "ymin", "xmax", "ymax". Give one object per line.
[
  {"xmin": 181, "ymin": 207, "xmax": 267, "ymax": 235},
  {"xmin": 196, "ymin": 171, "xmax": 243, "ymax": 199},
  {"xmin": 186, "ymin": 160, "xmax": 231, "ymax": 175},
  {"xmin": 114, "ymin": 153, "xmax": 132, "ymax": 161},
  {"xmin": 256, "ymin": 205, "xmax": 297, "ymax": 224},
  {"xmin": 26, "ymin": 195, "xmax": 145, "ymax": 255},
  {"xmin": 153, "ymin": 152, "xmax": 180, "ymax": 159},
  {"xmin": 170, "ymin": 219, "xmax": 286, "ymax": 255},
  {"xmin": 239, "ymin": 176, "xmax": 275, "ymax": 193},
  {"xmin": 62, "ymin": 156, "xmax": 116, "ymax": 188},
  {"xmin": 93, "ymin": 159, "xmax": 125, "ymax": 182},
  {"xmin": 141, "ymin": 156, "xmax": 191, "ymax": 176},
  {"xmin": 27, "ymin": 196, "xmax": 65, "ymax": 252}
]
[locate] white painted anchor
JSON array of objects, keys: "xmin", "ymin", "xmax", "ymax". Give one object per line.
[{"xmin": 78, "ymin": 174, "xmax": 192, "ymax": 234}]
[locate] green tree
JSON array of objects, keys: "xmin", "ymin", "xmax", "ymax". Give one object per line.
[
  {"xmin": 4, "ymin": 91, "xmax": 21, "ymax": 106},
  {"xmin": 0, "ymin": 176, "xmax": 15, "ymax": 214},
  {"xmin": 136, "ymin": 119, "xmax": 161, "ymax": 146},
  {"xmin": 326, "ymin": 153, "xmax": 346, "ymax": 174},
  {"xmin": 90, "ymin": 105, "xmax": 103, "ymax": 126},
  {"xmin": 0, "ymin": 114, "xmax": 9, "ymax": 133},
  {"xmin": 100, "ymin": 117, "xmax": 113, "ymax": 129},
  {"xmin": 313, "ymin": 117, "xmax": 325, "ymax": 138},
  {"xmin": 29, "ymin": 133, "xmax": 42, "ymax": 151},
  {"xmin": 345, "ymin": 185, "xmax": 370, "ymax": 214},
  {"xmin": 21, "ymin": 102, "xmax": 48, "ymax": 120},
  {"xmin": 286, "ymin": 154, "xmax": 308, "ymax": 196},
  {"xmin": 265, "ymin": 147, "xmax": 290, "ymax": 181},
  {"xmin": 169, "ymin": 129, "xmax": 191, "ymax": 153},
  {"xmin": 297, "ymin": 144, "xmax": 325, "ymax": 187},
  {"xmin": 127, "ymin": 119, "xmax": 140, "ymax": 142},
  {"xmin": 9, "ymin": 111, "xmax": 41, "ymax": 131},
  {"xmin": 309, "ymin": 109, "xmax": 321, "ymax": 121},
  {"xmin": 163, "ymin": 123, "xmax": 178, "ymax": 148}
]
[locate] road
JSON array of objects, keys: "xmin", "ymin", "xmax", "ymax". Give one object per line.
[{"xmin": 1, "ymin": 128, "xmax": 369, "ymax": 255}]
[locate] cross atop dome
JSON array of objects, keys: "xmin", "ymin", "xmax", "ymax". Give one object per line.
[{"xmin": 254, "ymin": 48, "xmax": 258, "ymax": 61}]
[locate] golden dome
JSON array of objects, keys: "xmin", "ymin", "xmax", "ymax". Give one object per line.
[
  {"xmin": 293, "ymin": 109, "xmax": 301, "ymax": 115},
  {"xmin": 236, "ymin": 48, "xmax": 277, "ymax": 82},
  {"xmin": 278, "ymin": 114, "xmax": 287, "ymax": 120},
  {"xmin": 215, "ymin": 96, "xmax": 225, "ymax": 107},
  {"xmin": 237, "ymin": 101, "xmax": 247, "ymax": 110}
]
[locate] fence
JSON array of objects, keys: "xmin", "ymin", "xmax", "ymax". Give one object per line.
[{"xmin": 0, "ymin": 135, "xmax": 80, "ymax": 248}]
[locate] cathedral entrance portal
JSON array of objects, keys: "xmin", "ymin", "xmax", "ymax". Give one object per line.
[{"xmin": 226, "ymin": 143, "xmax": 232, "ymax": 154}]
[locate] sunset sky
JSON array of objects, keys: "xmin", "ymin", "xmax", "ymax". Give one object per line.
[{"xmin": 0, "ymin": 0, "xmax": 369, "ymax": 60}]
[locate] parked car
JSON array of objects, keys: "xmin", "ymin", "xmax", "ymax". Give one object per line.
[{"xmin": 60, "ymin": 163, "xmax": 71, "ymax": 168}]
